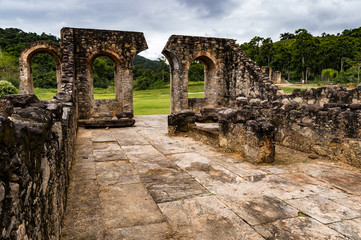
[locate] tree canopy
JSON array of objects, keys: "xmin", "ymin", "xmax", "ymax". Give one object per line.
[{"xmin": 240, "ymin": 27, "xmax": 361, "ymax": 84}]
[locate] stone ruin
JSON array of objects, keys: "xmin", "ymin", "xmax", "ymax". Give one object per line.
[
  {"xmin": 1, "ymin": 27, "xmax": 147, "ymax": 239},
  {"xmin": 0, "ymin": 28, "xmax": 361, "ymax": 239},
  {"xmin": 165, "ymin": 35, "xmax": 361, "ymax": 168},
  {"xmin": 19, "ymin": 27, "xmax": 148, "ymax": 127}
]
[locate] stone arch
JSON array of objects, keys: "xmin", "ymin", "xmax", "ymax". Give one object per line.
[
  {"xmin": 19, "ymin": 41, "xmax": 62, "ymax": 94},
  {"xmin": 86, "ymin": 50, "xmax": 125, "ymax": 101},
  {"xmin": 162, "ymin": 49, "xmax": 180, "ymax": 70},
  {"xmin": 186, "ymin": 53, "xmax": 218, "ymax": 100}
]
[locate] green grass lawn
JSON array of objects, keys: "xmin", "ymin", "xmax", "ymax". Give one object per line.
[
  {"xmin": 34, "ymin": 83, "xmax": 205, "ymax": 115},
  {"xmin": 34, "ymin": 83, "xmax": 341, "ymax": 115},
  {"xmin": 278, "ymin": 84, "xmax": 324, "ymax": 94}
]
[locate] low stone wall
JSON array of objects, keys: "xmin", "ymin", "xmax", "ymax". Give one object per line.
[
  {"xmin": 234, "ymin": 94, "xmax": 361, "ymax": 168},
  {"xmin": 168, "ymin": 86, "xmax": 361, "ymax": 168},
  {"xmin": 0, "ymin": 94, "xmax": 77, "ymax": 239},
  {"xmin": 284, "ymin": 86, "xmax": 361, "ymax": 105},
  {"xmin": 218, "ymin": 109, "xmax": 276, "ymax": 164},
  {"xmin": 168, "ymin": 109, "xmax": 276, "ymax": 164}
]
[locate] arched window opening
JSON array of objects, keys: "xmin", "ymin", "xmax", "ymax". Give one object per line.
[
  {"xmin": 188, "ymin": 59, "xmax": 205, "ymax": 98},
  {"xmin": 92, "ymin": 56, "xmax": 115, "ymax": 99},
  {"xmin": 31, "ymin": 53, "xmax": 58, "ymax": 99}
]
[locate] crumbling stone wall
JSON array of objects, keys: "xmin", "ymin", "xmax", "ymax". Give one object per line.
[
  {"xmin": 19, "ymin": 28, "xmax": 148, "ymax": 120},
  {"xmin": 0, "ymin": 94, "xmax": 77, "ymax": 240},
  {"xmin": 162, "ymin": 35, "xmax": 280, "ymax": 113},
  {"xmin": 168, "ymin": 87, "xmax": 361, "ymax": 167},
  {"xmin": 70, "ymin": 28, "xmax": 147, "ymax": 119},
  {"xmin": 165, "ymin": 35, "xmax": 361, "ymax": 167}
]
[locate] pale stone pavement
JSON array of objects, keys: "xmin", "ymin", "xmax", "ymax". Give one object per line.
[{"xmin": 63, "ymin": 115, "xmax": 361, "ymax": 240}]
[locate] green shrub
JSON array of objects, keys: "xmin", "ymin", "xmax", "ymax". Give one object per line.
[{"xmin": 0, "ymin": 80, "xmax": 18, "ymax": 98}]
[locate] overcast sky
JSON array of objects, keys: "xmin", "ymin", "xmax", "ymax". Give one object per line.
[{"xmin": 1, "ymin": 0, "xmax": 361, "ymax": 59}]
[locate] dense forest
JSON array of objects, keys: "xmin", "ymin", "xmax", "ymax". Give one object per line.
[
  {"xmin": 1, "ymin": 27, "xmax": 361, "ymax": 90},
  {"xmin": 240, "ymin": 27, "xmax": 361, "ymax": 84}
]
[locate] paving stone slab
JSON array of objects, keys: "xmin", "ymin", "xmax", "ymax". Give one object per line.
[
  {"xmin": 140, "ymin": 169, "xmax": 209, "ymax": 203},
  {"xmin": 330, "ymin": 195, "xmax": 361, "ymax": 214},
  {"xmin": 98, "ymin": 183, "xmax": 166, "ymax": 229},
  {"xmin": 95, "ymin": 161, "xmax": 141, "ymax": 186},
  {"xmin": 225, "ymin": 195, "xmax": 298, "ymax": 225},
  {"xmin": 63, "ymin": 218, "xmax": 104, "ymax": 240},
  {"xmin": 169, "ymin": 152, "xmax": 244, "ymax": 188},
  {"xmin": 70, "ymin": 161, "xmax": 97, "ymax": 181},
  {"xmin": 103, "ymin": 222, "xmax": 172, "ymax": 240},
  {"xmin": 112, "ymin": 130, "xmax": 150, "ymax": 146},
  {"xmin": 254, "ymin": 217, "xmax": 347, "ymax": 240},
  {"xmin": 217, "ymin": 161, "xmax": 268, "ymax": 177},
  {"xmin": 93, "ymin": 149, "xmax": 127, "ymax": 161},
  {"xmin": 138, "ymin": 130, "xmax": 193, "ymax": 154},
  {"xmin": 328, "ymin": 218, "xmax": 361, "ymax": 240},
  {"xmin": 286, "ymin": 196, "xmax": 361, "ymax": 224},
  {"xmin": 91, "ymin": 129, "xmax": 116, "ymax": 142},
  {"xmin": 63, "ymin": 180, "xmax": 103, "ymax": 239},
  {"xmin": 158, "ymin": 195, "xmax": 264, "ymax": 240},
  {"xmin": 122, "ymin": 145, "xmax": 179, "ymax": 174},
  {"xmin": 92, "ymin": 141, "xmax": 122, "ymax": 151}
]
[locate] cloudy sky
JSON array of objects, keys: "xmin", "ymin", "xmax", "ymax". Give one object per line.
[{"xmin": 1, "ymin": 0, "xmax": 361, "ymax": 59}]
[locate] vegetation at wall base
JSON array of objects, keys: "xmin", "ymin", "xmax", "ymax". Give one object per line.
[{"xmin": 0, "ymin": 80, "xmax": 18, "ymax": 98}]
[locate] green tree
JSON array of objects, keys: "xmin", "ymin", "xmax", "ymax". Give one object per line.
[
  {"xmin": 321, "ymin": 68, "xmax": 338, "ymax": 84},
  {"xmin": 292, "ymin": 29, "xmax": 318, "ymax": 83}
]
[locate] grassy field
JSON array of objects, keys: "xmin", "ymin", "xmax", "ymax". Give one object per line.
[
  {"xmin": 277, "ymin": 84, "xmax": 320, "ymax": 94},
  {"xmin": 34, "ymin": 83, "xmax": 339, "ymax": 115},
  {"xmin": 34, "ymin": 83, "xmax": 205, "ymax": 115}
]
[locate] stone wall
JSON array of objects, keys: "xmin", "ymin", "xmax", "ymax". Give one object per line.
[
  {"xmin": 168, "ymin": 85, "xmax": 361, "ymax": 167},
  {"xmin": 162, "ymin": 35, "xmax": 281, "ymax": 113},
  {"xmin": 0, "ymin": 94, "xmax": 77, "ymax": 240},
  {"xmin": 70, "ymin": 28, "xmax": 147, "ymax": 119},
  {"xmin": 19, "ymin": 27, "xmax": 148, "ymax": 120}
]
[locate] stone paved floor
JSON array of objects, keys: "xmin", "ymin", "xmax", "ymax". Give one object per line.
[{"xmin": 63, "ymin": 115, "xmax": 361, "ymax": 240}]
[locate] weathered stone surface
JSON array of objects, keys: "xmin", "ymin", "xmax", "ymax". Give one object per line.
[
  {"xmin": 104, "ymin": 222, "xmax": 172, "ymax": 240},
  {"xmin": 78, "ymin": 118, "xmax": 135, "ymax": 128},
  {"xmin": 115, "ymin": 111, "xmax": 134, "ymax": 119},
  {"xmin": 159, "ymin": 196, "xmax": 264, "ymax": 239},
  {"xmin": 98, "ymin": 183, "xmax": 166, "ymax": 229},
  {"xmin": 0, "ymin": 99, "xmax": 14, "ymax": 117},
  {"xmin": 254, "ymin": 217, "xmax": 347, "ymax": 240},
  {"xmin": 329, "ymin": 218, "xmax": 361, "ymax": 240},
  {"xmin": 0, "ymin": 96, "xmax": 76, "ymax": 240},
  {"xmin": 286, "ymin": 196, "xmax": 361, "ymax": 224},
  {"xmin": 141, "ymin": 169, "xmax": 208, "ymax": 203},
  {"xmin": 1, "ymin": 94, "xmax": 39, "ymax": 107},
  {"xmin": 63, "ymin": 115, "xmax": 361, "ymax": 239}
]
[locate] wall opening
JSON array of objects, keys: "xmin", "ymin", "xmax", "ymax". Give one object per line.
[
  {"xmin": 188, "ymin": 59, "xmax": 205, "ymax": 98},
  {"xmin": 91, "ymin": 56, "xmax": 115, "ymax": 100},
  {"xmin": 31, "ymin": 53, "xmax": 60, "ymax": 99}
]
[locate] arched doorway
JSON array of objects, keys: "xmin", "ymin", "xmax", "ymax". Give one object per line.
[
  {"xmin": 188, "ymin": 59, "xmax": 205, "ymax": 99},
  {"xmin": 186, "ymin": 55, "xmax": 218, "ymax": 112},
  {"xmin": 84, "ymin": 50, "xmax": 132, "ymax": 118},
  {"xmin": 19, "ymin": 42, "xmax": 62, "ymax": 95}
]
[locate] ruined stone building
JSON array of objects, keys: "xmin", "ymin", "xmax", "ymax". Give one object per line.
[{"xmin": 0, "ymin": 28, "xmax": 360, "ymax": 239}]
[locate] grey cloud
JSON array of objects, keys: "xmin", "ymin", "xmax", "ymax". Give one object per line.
[{"xmin": 0, "ymin": 0, "xmax": 361, "ymax": 59}]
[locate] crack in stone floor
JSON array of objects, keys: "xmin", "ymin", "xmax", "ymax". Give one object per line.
[{"xmin": 63, "ymin": 115, "xmax": 361, "ymax": 240}]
